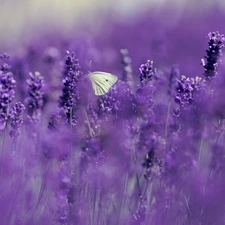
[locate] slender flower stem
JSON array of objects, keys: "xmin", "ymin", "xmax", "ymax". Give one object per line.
[
  {"xmin": 144, "ymin": 181, "xmax": 153, "ymax": 225},
  {"xmin": 198, "ymin": 84, "xmax": 211, "ymax": 168},
  {"xmin": 118, "ymin": 171, "xmax": 129, "ymax": 225},
  {"xmin": 0, "ymin": 126, "xmax": 7, "ymax": 178},
  {"xmin": 164, "ymin": 99, "xmax": 171, "ymax": 139},
  {"xmin": 36, "ymin": 159, "xmax": 50, "ymax": 208},
  {"xmin": 12, "ymin": 140, "xmax": 17, "ymax": 154}
]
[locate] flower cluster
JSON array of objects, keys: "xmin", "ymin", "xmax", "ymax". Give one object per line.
[
  {"xmin": 0, "ymin": 54, "xmax": 16, "ymax": 130},
  {"xmin": 175, "ymin": 75, "xmax": 206, "ymax": 107},
  {"xmin": 59, "ymin": 51, "xmax": 83, "ymax": 125},
  {"xmin": 139, "ymin": 60, "xmax": 156, "ymax": 84},
  {"xmin": 202, "ymin": 31, "xmax": 225, "ymax": 80},
  {"xmin": 8, "ymin": 102, "xmax": 25, "ymax": 139}
]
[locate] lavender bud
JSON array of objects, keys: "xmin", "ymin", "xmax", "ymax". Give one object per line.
[
  {"xmin": 139, "ymin": 60, "xmax": 156, "ymax": 84},
  {"xmin": 0, "ymin": 53, "xmax": 11, "ymax": 72},
  {"xmin": 174, "ymin": 75, "xmax": 206, "ymax": 107},
  {"xmin": 8, "ymin": 102, "xmax": 25, "ymax": 139},
  {"xmin": 0, "ymin": 54, "xmax": 16, "ymax": 130},
  {"xmin": 98, "ymin": 90, "xmax": 120, "ymax": 118},
  {"xmin": 48, "ymin": 111, "xmax": 63, "ymax": 130}
]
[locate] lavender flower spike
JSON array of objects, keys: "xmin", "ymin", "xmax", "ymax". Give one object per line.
[
  {"xmin": 0, "ymin": 54, "xmax": 16, "ymax": 130},
  {"xmin": 9, "ymin": 102, "xmax": 25, "ymax": 139},
  {"xmin": 25, "ymin": 71, "xmax": 44, "ymax": 123},
  {"xmin": 175, "ymin": 75, "xmax": 206, "ymax": 107},
  {"xmin": 59, "ymin": 51, "xmax": 83, "ymax": 125},
  {"xmin": 139, "ymin": 60, "xmax": 156, "ymax": 84},
  {"xmin": 202, "ymin": 31, "xmax": 225, "ymax": 80}
]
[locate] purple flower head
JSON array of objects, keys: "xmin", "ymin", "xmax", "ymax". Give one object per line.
[
  {"xmin": 135, "ymin": 60, "xmax": 157, "ymax": 121},
  {"xmin": 174, "ymin": 75, "xmax": 206, "ymax": 107},
  {"xmin": 0, "ymin": 53, "xmax": 11, "ymax": 72},
  {"xmin": 0, "ymin": 54, "xmax": 16, "ymax": 130},
  {"xmin": 59, "ymin": 51, "xmax": 83, "ymax": 125},
  {"xmin": 0, "ymin": 72, "xmax": 16, "ymax": 109},
  {"xmin": 48, "ymin": 111, "xmax": 63, "ymax": 131},
  {"xmin": 202, "ymin": 31, "xmax": 225, "ymax": 80},
  {"xmin": 25, "ymin": 71, "xmax": 44, "ymax": 123},
  {"xmin": 97, "ymin": 88, "xmax": 120, "ymax": 119},
  {"xmin": 139, "ymin": 60, "xmax": 156, "ymax": 84},
  {"xmin": 8, "ymin": 102, "xmax": 25, "ymax": 139}
]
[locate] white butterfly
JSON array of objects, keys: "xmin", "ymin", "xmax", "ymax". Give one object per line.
[{"xmin": 88, "ymin": 71, "xmax": 118, "ymax": 96}]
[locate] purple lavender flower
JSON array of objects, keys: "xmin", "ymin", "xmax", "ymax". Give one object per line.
[
  {"xmin": 59, "ymin": 51, "xmax": 83, "ymax": 126},
  {"xmin": 25, "ymin": 71, "xmax": 44, "ymax": 123},
  {"xmin": 0, "ymin": 53, "xmax": 11, "ymax": 72},
  {"xmin": 0, "ymin": 54, "xmax": 16, "ymax": 130},
  {"xmin": 139, "ymin": 60, "xmax": 156, "ymax": 84},
  {"xmin": 48, "ymin": 111, "xmax": 63, "ymax": 130},
  {"xmin": 175, "ymin": 75, "xmax": 206, "ymax": 107},
  {"xmin": 0, "ymin": 72, "xmax": 16, "ymax": 108},
  {"xmin": 202, "ymin": 31, "xmax": 225, "ymax": 80},
  {"xmin": 8, "ymin": 102, "xmax": 25, "ymax": 139},
  {"xmin": 97, "ymin": 88, "xmax": 120, "ymax": 118},
  {"xmin": 136, "ymin": 60, "xmax": 157, "ymax": 120}
]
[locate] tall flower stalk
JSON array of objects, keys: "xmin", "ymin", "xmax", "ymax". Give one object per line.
[
  {"xmin": 0, "ymin": 54, "xmax": 16, "ymax": 177},
  {"xmin": 0, "ymin": 54, "xmax": 16, "ymax": 130},
  {"xmin": 201, "ymin": 31, "xmax": 225, "ymax": 80},
  {"xmin": 59, "ymin": 51, "xmax": 83, "ymax": 126}
]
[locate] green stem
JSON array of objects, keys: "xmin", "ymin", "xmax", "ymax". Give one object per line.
[
  {"xmin": 198, "ymin": 84, "xmax": 211, "ymax": 166},
  {"xmin": 0, "ymin": 124, "xmax": 7, "ymax": 178}
]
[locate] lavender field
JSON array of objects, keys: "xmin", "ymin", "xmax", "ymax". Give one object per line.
[{"xmin": 1, "ymin": 2, "xmax": 225, "ymax": 225}]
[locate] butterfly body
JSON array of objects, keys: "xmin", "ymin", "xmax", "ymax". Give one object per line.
[{"xmin": 88, "ymin": 71, "xmax": 118, "ymax": 96}]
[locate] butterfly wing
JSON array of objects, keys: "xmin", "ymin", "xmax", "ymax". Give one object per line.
[{"xmin": 89, "ymin": 72, "xmax": 118, "ymax": 96}]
